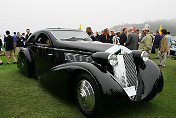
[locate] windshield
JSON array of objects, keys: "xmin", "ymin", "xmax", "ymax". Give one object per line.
[{"xmin": 51, "ymin": 30, "xmax": 92, "ymax": 41}]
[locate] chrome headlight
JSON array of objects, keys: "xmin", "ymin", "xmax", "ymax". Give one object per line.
[
  {"xmin": 108, "ymin": 54, "xmax": 118, "ymax": 66},
  {"xmin": 141, "ymin": 51, "xmax": 149, "ymax": 62}
]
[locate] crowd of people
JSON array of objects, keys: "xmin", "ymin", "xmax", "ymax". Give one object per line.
[
  {"xmin": 0, "ymin": 25, "xmax": 172, "ymax": 68},
  {"xmin": 0, "ymin": 29, "xmax": 32, "ymax": 65},
  {"xmin": 86, "ymin": 24, "xmax": 171, "ymax": 67}
]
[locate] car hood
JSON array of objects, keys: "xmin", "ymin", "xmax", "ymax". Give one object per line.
[{"xmin": 56, "ymin": 41, "xmax": 132, "ymax": 54}]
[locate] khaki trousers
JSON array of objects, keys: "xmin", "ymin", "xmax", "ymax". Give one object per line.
[
  {"xmin": 6, "ymin": 50, "xmax": 17, "ymax": 64},
  {"xmin": 0, "ymin": 59, "xmax": 2, "ymax": 63},
  {"xmin": 168, "ymin": 46, "xmax": 171, "ymax": 56},
  {"xmin": 13, "ymin": 42, "xmax": 16, "ymax": 53},
  {"xmin": 160, "ymin": 52, "xmax": 167, "ymax": 67},
  {"xmin": 17, "ymin": 47, "xmax": 23, "ymax": 56},
  {"xmin": 155, "ymin": 48, "xmax": 160, "ymax": 58}
]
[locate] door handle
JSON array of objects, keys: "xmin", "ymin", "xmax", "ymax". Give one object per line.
[{"xmin": 48, "ymin": 54, "xmax": 53, "ymax": 56}]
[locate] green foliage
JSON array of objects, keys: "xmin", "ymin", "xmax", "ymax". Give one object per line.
[{"xmin": 0, "ymin": 53, "xmax": 175, "ymax": 118}]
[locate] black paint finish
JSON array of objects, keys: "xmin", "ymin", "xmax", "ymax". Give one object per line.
[{"xmin": 17, "ymin": 28, "xmax": 164, "ymax": 109}]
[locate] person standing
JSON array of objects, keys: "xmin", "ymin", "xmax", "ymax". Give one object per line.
[
  {"xmin": 112, "ymin": 31, "xmax": 120, "ymax": 44},
  {"xmin": 16, "ymin": 32, "xmax": 24, "ymax": 55},
  {"xmin": 99, "ymin": 30, "xmax": 105, "ymax": 42},
  {"xmin": 4, "ymin": 31, "xmax": 17, "ymax": 64},
  {"xmin": 119, "ymin": 28, "xmax": 127, "ymax": 46},
  {"xmin": 138, "ymin": 25, "xmax": 153, "ymax": 55},
  {"xmin": 95, "ymin": 32, "xmax": 100, "ymax": 41},
  {"xmin": 100, "ymin": 28, "xmax": 113, "ymax": 43},
  {"xmin": 13, "ymin": 32, "xmax": 17, "ymax": 53},
  {"xmin": 0, "ymin": 36, "xmax": 3, "ymax": 65},
  {"xmin": 0, "ymin": 35, "xmax": 3, "ymax": 55},
  {"xmin": 153, "ymin": 30, "xmax": 162, "ymax": 59},
  {"xmin": 110, "ymin": 30, "xmax": 115, "ymax": 39},
  {"xmin": 86, "ymin": 27, "xmax": 96, "ymax": 41},
  {"xmin": 21, "ymin": 33, "xmax": 26, "ymax": 47},
  {"xmin": 158, "ymin": 29, "xmax": 169, "ymax": 67},
  {"xmin": 128, "ymin": 27, "xmax": 133, "ymax": 34},
  {"xmin": 167, "ymin": 32, "xmax": 172, "ymax": 57},
  {"xmin": 25, "ymin": 29, "xmax": 32, "ymax": 40},
  {"xmin": 125, "ymin": 27, "xmax": 139, "ymax": 50}
]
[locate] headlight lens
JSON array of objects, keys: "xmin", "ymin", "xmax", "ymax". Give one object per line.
[
  {"xmin": 108, "ymin": 54, "xmax": 118, "ymax": 66},
  {"xmin": 141, "ymin": 51, "xmax": 149, "ymax": 62}
]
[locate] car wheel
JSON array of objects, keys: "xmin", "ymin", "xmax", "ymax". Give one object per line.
[{"xmin": 75, "ymin": 73, "xmax": 102, "ymax": 117}]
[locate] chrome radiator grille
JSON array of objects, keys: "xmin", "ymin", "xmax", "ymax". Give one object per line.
[{"xmin": 123, "ymin": 53, "xmax": 138, "ymax": 87}]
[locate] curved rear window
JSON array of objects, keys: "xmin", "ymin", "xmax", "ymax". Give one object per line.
[{"xmin": 50, "ymin": 30, "xmax": 91, "ymax": 41}]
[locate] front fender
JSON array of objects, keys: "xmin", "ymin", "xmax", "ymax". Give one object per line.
[
  {"xmin": 45, "ymin": 62, "xmax": 131, "ymax": 102},
  {"xmin": 138, "ymin": 60, "xmax": 164, "ymax": 100}
]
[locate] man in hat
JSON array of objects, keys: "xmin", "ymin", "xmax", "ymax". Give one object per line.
[{"xmin": 138, "ymin": 25, "xmax": 153, "ymax": 55}]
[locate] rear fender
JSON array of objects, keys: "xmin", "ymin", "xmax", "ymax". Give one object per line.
[{"xmin": 17, "ymin": 48, "xmax": 35, "ymax": 76}]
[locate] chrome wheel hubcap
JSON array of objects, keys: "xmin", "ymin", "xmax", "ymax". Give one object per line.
[{"xmin": 77, "ymin": 79, "xmax": 95, "ymax": 111}]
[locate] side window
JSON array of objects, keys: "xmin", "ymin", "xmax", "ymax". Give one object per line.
[{"xmin": 36, "ymin": 33, "xmax": 51, "ymax": 46}]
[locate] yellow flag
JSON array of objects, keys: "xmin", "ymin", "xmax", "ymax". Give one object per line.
[
  {"xmin": 159, "ymin": 23, "xmax": 162, "ymax": 35},
  {"xmin": 79, "ymin": 24, "xmax": 81, "ymax": 30},
  {"xmin": 120, "ymin": 25, "xmax": 123, "ymax": 34}
]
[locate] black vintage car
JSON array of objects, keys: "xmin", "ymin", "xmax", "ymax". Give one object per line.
[{"xmin": 17, "ymin": 28, "xmax": 164, "ymax": 117}]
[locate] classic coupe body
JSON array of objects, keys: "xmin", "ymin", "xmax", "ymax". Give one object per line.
[{"xmin": 17, "ymin": 28, "xmax": 164, "ymax": 117}]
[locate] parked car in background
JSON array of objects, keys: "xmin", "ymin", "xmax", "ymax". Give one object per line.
[{"xmin": 17, "ymin": 28, "xmax": 164, "ymax": 117}]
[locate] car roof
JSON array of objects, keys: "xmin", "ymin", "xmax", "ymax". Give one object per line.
[{"xmin": 45, "ymin": 28, "xmax": 83, "ymax": 32}]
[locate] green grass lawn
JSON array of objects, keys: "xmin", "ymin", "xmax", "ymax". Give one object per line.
[{"xmin": 0, "ymin": 52, "xmax": 176, "ymax": 118}]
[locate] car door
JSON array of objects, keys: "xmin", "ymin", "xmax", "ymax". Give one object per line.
[
  {"xmin": 34, "ymin": 32, "xmax": 55, "ymax": 75},
  {"xmin": 33, "ymin": 32, "xmax": 66, "ymax": 75}
]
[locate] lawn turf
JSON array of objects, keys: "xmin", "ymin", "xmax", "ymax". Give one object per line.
[{"xmin": 0, "ymin": 52, "xmax": 175, "ymax": 118}]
